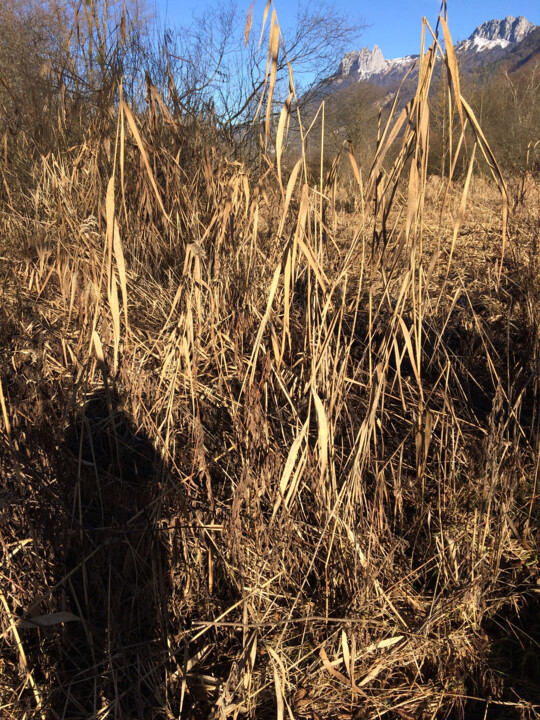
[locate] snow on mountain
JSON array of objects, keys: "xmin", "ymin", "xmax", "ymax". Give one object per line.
[{"xmin": 466, "ymin": 36, "xmax": 511, "ymax": 52}]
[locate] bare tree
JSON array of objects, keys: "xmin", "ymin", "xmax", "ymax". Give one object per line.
[{"xmin": 154, "ymin": 0, "xmax": 365, "ymax": 132}]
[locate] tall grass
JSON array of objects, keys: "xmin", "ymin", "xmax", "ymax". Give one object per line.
[{"xmin": 0, "ymin": 3, "xmax": 539, "ymax": 719}]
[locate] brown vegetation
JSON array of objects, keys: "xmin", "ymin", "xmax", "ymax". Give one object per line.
[{"xmin": 0, "ymin": 3, "xmax": 539, "ymax": 719}]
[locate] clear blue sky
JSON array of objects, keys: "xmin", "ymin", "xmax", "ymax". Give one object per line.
[{"xmin": 151, "ymin": 0, "xmax": 539, "ymax": 59}]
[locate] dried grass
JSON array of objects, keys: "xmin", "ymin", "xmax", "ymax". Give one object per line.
[{"xmin": 0, "ymin": 5, "xmax": 539, "ymax": 720}]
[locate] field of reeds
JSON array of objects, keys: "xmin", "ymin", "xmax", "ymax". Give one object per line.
[{"xmin": 1, "ymin": 4, "xmax": 539, "ymax": 719}]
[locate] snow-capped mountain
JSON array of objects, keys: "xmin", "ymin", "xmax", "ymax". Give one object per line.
[
  {"xmin": 454, "ymin": 16, "xmax": 537, "ymax": 71},
  {"xmin": 332, "ymin": 16, "xmax": 538, "ymax": 89},
  {"xmin": 461, "ymin": 16, "xmax": 535, "ymax": 46}
]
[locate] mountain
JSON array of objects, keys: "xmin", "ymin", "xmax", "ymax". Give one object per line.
[
  {"xmin": 462, "ymin": 16, "xmax": 535, "ymax": 45},
  {"xmin": 331, "ymin": 15, "xmax": 538, "ymax": 90},
  {"xmin": 456, "ymin": 16, "xmax": 537, "ymax": 71},
  {"xmin": 333, "ymin": 47, "xmax": 416, "ymax": 90},
  {"xmin": 335, "ymin": 46, "xmax": 417, "ymax": 89}
]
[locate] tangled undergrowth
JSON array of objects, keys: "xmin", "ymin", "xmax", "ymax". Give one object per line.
[{"xmin": 1, "ymin": 6, "xmax": 539, "ymax": 720}]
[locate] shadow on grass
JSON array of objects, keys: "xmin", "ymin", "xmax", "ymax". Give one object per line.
[
  {"xmin": 54, "ymin": 383, "xmax": 169, "ymax": 719},
  {"xmin": 461, "ymin": 590, "xmax": 540, "ymax": 720}
]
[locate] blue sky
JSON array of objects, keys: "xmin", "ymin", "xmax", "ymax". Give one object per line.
[{"xmin": 151, "ymin": 0, "xmax": 539, "ymax": 59}]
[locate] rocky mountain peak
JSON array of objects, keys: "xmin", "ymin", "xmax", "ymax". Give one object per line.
[
  {"xmin": 338, "ymin": 45, "xmax": 388, "ymax": 79},
  {"xmin": 469, "ymin": 16, "xmax": 536, "ymax": 44}
]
